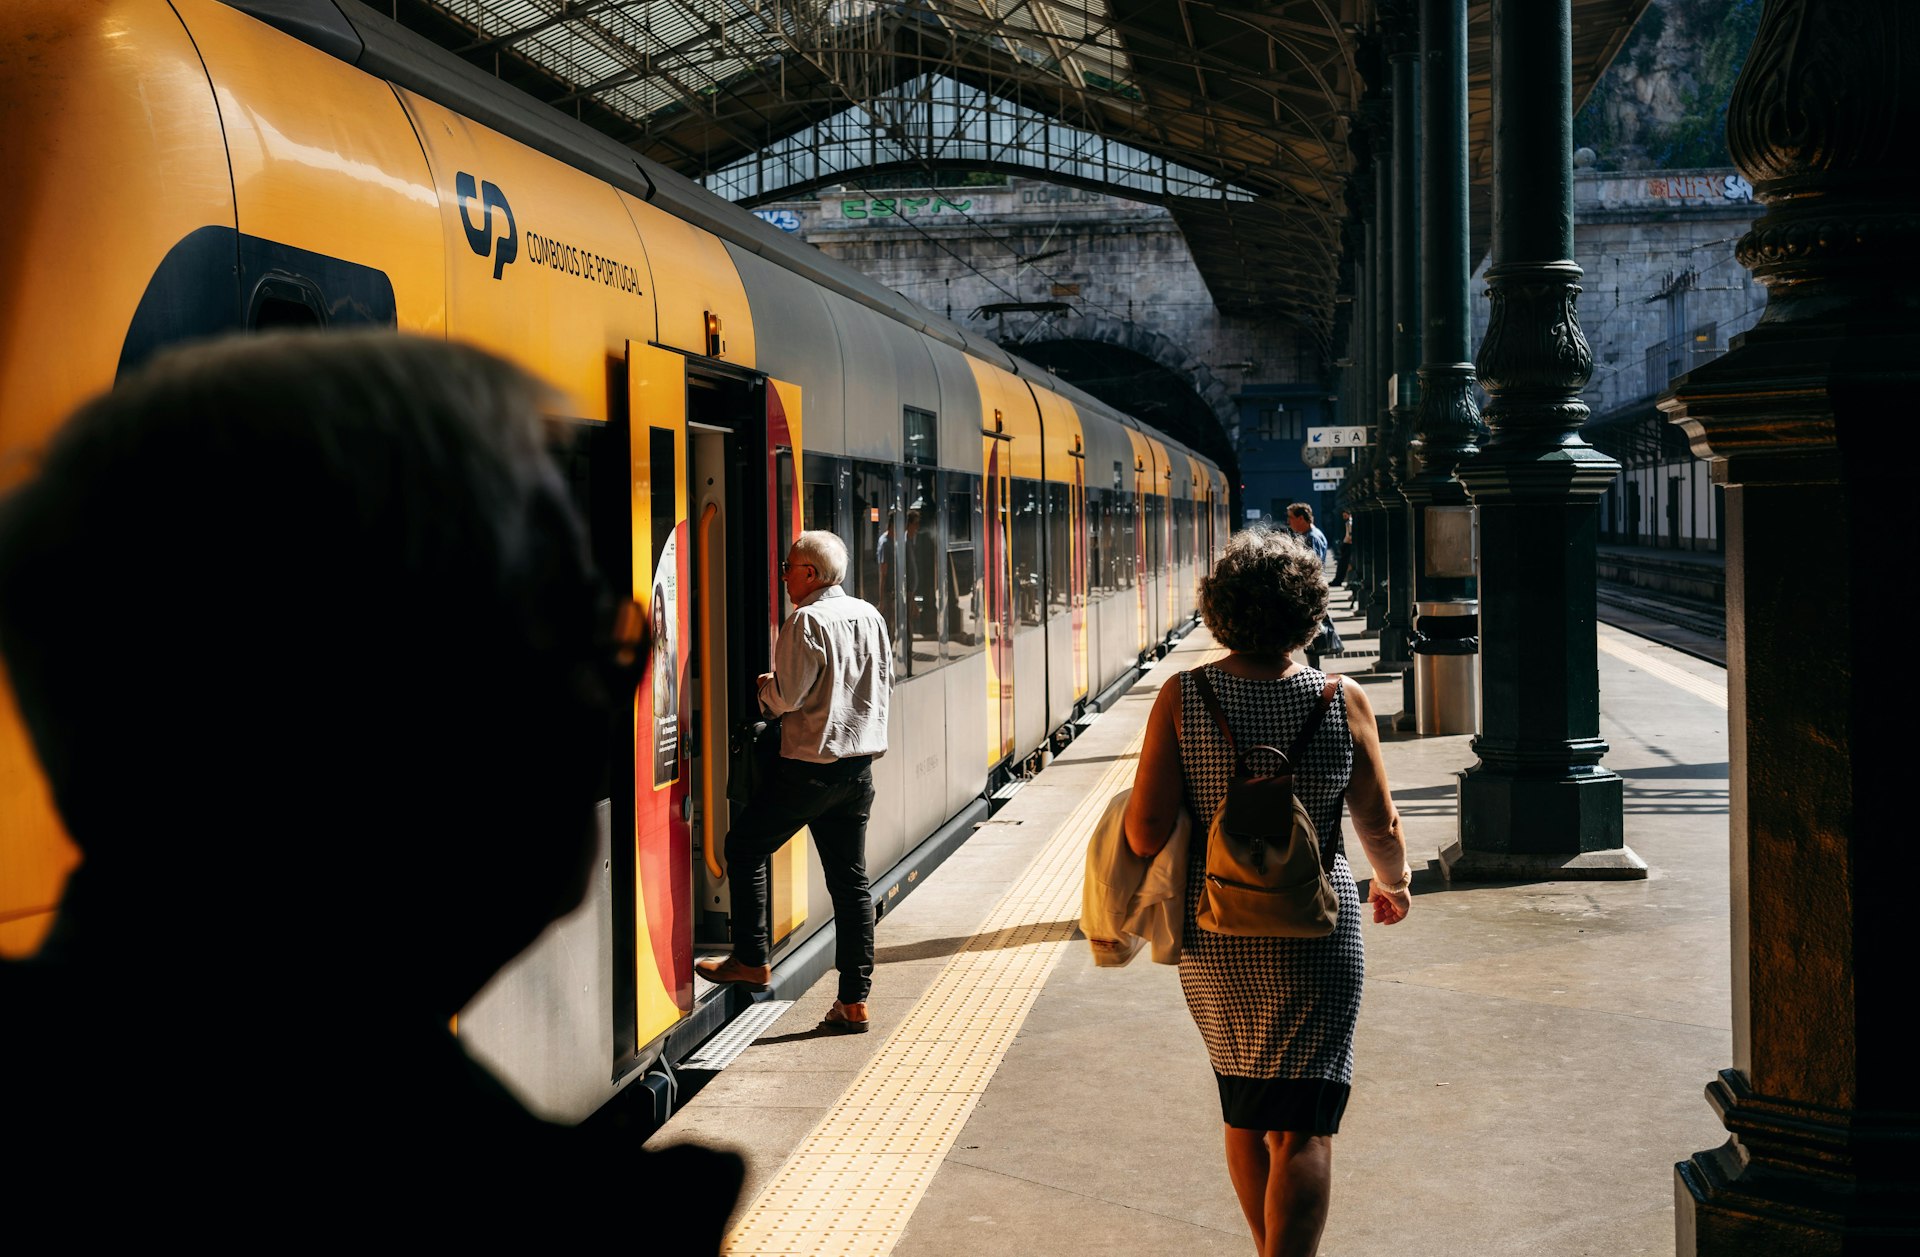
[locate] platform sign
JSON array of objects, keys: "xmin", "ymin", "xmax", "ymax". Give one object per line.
[
  {"xmin": 1306, "ymin": 425, "xmax": 1369, "ymax": 447},
  {"xmin": 1312, "ymin": 466, "xmax": 1346, "ymax": 483}
]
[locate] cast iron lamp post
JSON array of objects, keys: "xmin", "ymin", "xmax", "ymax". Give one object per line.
[
  {"xmin": 1400, "ymin": 0, "xmax": 1482, "ymax": 735},
  {"xmin": 1441, "ymin": 0, "xmax": 1639, "ymax": 879}
]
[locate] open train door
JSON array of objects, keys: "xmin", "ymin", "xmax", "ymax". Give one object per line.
[
  {"xmin": 687, "ymin": 372, "xmax": 814, "ymax": 981},
  {"xmin": 626, "ymin": 342, "xmax": 694, "ymax": 1058}
]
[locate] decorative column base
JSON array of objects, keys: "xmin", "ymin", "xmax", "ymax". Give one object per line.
[
  {"xmin": 1675, "ymin": 1070, "xmax": 1920, "ymax": 1253},
  {"xmin": 1375, "ymin": 497, "xmax": 1414, "ymax": 675}
]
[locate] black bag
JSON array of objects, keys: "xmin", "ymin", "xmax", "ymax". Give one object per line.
[
  {"xmin": 727, "ymin": 719, "xmax": 782, "ymax": 804},
  {"xmin": 1312, "ymin": 616, "xmax": 1343, "ymax": 658}
]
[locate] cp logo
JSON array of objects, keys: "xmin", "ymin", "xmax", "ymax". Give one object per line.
[{"xmin": 456, "ymin": 172, "xmax": 517, "ymax": 280}]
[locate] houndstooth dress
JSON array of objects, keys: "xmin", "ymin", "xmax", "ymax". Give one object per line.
[{"xmin": 1177, "ymin": 664, "xmax": 1364, "ymax": 1134}]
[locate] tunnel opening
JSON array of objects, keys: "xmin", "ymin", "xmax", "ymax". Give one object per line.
[{"xmin": 1016, "ymin": 339, "xmax": 1241, "ymax": 521}]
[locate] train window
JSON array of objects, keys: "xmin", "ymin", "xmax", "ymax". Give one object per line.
[
  {"xmin": 904, "ymin": 407, "xmax": 937, "ymax": 467},
  {"xmin": 649, "ymin": 428, "xmax": 676, "ymax": 578},
  {"xmin": 852, "ymin": 461, "xmax": 905, "ymax": 668},
  {"xmin": 1117, "ymin": 491, "xmax": 1135, "ymax": 590},
  {"xmin": 1098, "ymin": 487, "xmax": 1113, "ymax": 594},
  {"xmin": 1045, "ymin": 481, "xmax": 1071, "ymax": 616},
  {"xmin": 1086, "ymin": 491, "xmax": 1106, "ymax": 596},
  {"xmin": 1011, "ymin": 478, "xmax": 1043, "ymax": 627},
  {"xmin": 802, "ymin": 452, "xmax": 843, "ymax": 535},
  {"xmin": 1145, "ymin": 493, "xmax": 1161, "ymax": 570},
  {"xmin": 944, "ymin": 473, "xmax": 983, "ymax": 659},
  {"xmin": 903, "ymin": 466, "xmax": 943, "ymax": 674},
  {"xmin": 776, "ymin": 448, "xmax": 796, "ymax": 607}
]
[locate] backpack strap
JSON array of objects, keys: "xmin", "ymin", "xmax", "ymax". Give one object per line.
[
  {"xmin": 1188, "ymin": 667, "xmax": 1241, "ymax": 768},
  {"xmin": 1285, "ymin": 677, "xmax": 1341, "ymax": 763},
  {"xmin": 1191, "ymin": 668, "xmax": 1340, "ymax": 776}
]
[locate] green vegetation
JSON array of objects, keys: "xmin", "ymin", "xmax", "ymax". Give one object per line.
[{"xmin": 1574, "ymin": 0, "xmax": 1764, "ymax": 170}]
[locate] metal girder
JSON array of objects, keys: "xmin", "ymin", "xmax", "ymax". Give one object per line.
[{"xmin": 384, "ymin": 0, "xmax": 1652, "ymax": 332}]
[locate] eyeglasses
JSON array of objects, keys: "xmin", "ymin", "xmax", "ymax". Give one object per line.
[{"xmin": 779, "ymin": 561, "xmax": 816, "ymax": 575}]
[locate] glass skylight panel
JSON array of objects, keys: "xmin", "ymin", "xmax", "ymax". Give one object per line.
[{"xmin": 703, "ymin": 74, "xmax": 1252, "ymax": 203}]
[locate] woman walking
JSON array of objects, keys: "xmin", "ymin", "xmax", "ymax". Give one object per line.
[{"xmin": 1123, "ymin": 527, "xmax": 1410, "ymax": 1257}]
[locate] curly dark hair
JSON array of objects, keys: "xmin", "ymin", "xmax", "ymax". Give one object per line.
[{"xmin": 1198, "ymin": 525, "xmax": 1329, "ymax": 657}]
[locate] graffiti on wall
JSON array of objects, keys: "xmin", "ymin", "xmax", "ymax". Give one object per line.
[
  {"xmin": 1647, "ymin": 174, "xmax": 1754, "ymax": 203},
  {"xmin": 839, "ymin": 196, "xmax": 973, "ymax": 219}
]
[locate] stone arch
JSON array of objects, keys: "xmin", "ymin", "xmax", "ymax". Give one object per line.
[{"xmin": 1015, "ymin": 313, "xmax": 1241, "ymax": 450}]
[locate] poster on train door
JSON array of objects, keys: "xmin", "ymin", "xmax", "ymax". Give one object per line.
[{"xmin": 651, "ymin": 532, "xmax": 680, "ymax": 787}]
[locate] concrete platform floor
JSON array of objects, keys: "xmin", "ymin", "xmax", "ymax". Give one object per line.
[{"xmin": 658, "ymin": 592, "xmax": 1733, "ymax": 1256}]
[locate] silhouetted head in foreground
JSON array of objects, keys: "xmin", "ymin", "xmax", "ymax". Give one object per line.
[
  {"xmin": 1, "ymin": 333, "xmax": 742, "ymax": 1230},
  {"xmin": 0, "ymin": 332, "xmax": 610, "ymax": 1018}
]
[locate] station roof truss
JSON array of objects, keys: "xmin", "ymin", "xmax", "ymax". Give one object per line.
[{"xmin": 383, "ymin": 1, "xmax": 1649, "ymax": 349}]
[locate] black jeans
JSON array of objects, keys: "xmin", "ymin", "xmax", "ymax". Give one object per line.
[{"xmin": 724, "ymin": 754, "xmax": 876, "ymax": 1004}]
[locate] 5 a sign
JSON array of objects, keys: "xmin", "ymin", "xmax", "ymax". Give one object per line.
[{"xmin": 1306, "ymin": 426, "xmax": 1370, "ymax": 447}]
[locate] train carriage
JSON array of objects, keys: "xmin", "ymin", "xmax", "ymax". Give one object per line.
[{"xmin": 0, "ymin": 0, "xmax": 1224, "ymax": 1125}]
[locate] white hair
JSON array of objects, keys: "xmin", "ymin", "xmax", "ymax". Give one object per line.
[{"xmin": 791, "ymin": 530, "xmax": 849, "ymax": 584}]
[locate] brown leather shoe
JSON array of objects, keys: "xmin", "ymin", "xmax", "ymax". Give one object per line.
[
  {"xmin": 821, "ymin": 1000, "xmax": 870, "ymax": 1033},
  {"xmin": 695, "ymin": 955, "xmax": 771, "ymax": 990}
]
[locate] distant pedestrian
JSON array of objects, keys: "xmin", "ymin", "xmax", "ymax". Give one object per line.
[
  {"xmin": 1333, "ymin": 510, "xmax": 1353, "ymax": 587},
  {"xmin": 1122, "ymin": 527, "xmax": 1410, "ymax": 1257},
  {"xmin": 698, "ymin": 530, "xmax": 892, "ymax": 1032},
  {"xmin": 1287, "ymin": 502, "xmax": 1330, "ymax": 568},
  {"xmin": 1288, "ymin": 503, "xmax": 1336, "ymax": 668}
]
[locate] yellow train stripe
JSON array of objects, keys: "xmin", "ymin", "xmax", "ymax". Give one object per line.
[
  {"xmin": 722, "ymin": 649, "xmax": 1223, "ymax": 1256},
  {"xmin": 1596, "ymin": 630, "xmax": 1727, "ymax": 710}
]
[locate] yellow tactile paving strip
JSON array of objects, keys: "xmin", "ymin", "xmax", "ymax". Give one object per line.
[
  {"xmin": 723, "ymin": 651, "xmax": 1221, "ymax": 1256},
  {"xmin": 1597, "ymin": 630, "xmax": 1727, "ymax": 710}
]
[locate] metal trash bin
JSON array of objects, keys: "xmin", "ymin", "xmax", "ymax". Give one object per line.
[{"xmin": 1413, "ymin": 599, "xmax": 1478, "ymax": 735}]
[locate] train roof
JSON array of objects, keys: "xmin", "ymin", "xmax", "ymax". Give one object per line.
[{"xmin": 223, "ymin": 1, "xmax": 1218, "ymax": 476}]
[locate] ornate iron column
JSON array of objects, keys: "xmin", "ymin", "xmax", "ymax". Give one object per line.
[
  {"xmin": 1343, "ymin": 127, "xmax": 1378, "ymax": 601},
  {"xmin": 1401, "ymin": 0, "xmax": 1482, "ymax": 734},
  {"xmin": 1346, "ymin": 259, "xmax": 1374, "ymax": 578},
  {"xmin": 1662, "ymin": 1, "xmax": 1920, "ymax": 1247},
  {"xmin": 1440, "ymin": 0, "xmax": 1639, "ymax": 879},
  {"xmin": 1364, "ymin": 141, "xmax": 1394, "ymax": 635},
  {"xmin": 1381, "ymin": 7, "xmax": 1419, "ymax": 690}
]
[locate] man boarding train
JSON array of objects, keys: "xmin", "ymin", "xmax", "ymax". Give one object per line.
[{"xmin": 697, "ymin": 531, "xmax": 892, "ymax": 1033}]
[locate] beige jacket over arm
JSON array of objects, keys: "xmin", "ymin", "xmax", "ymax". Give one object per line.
[{"xmin": 1081, "ymin": 788, "xmax": 1192, "ymax": 967}]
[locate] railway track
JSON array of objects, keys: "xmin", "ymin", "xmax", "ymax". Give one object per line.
[{"xmin": 1595, "ymin": 582, "xmax": 1726, "ymax": 666}]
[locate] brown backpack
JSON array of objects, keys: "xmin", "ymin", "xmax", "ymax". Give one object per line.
[{"xmin": 1189, "ymin": 669, "xmax": 1341, "ymax": 938}]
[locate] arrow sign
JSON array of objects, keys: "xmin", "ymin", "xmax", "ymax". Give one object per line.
[
  {"xmin": 1306, "ymin": 425, "xmax": 1370, "ymax": 447},
  {"xmin": 1312, "ymin": 466, "xmax": 1346, "ymax": 482}
]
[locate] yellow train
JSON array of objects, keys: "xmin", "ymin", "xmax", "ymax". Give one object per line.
[{"xmin": 0, "ymin": 0, "xmax": 1228, "ymax": 1123}]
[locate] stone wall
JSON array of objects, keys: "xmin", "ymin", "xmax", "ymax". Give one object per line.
[
  {"xmin": 1471, "ymin": 164, "xmax": 1765, "ymax": 422},
  {"xmin": 756, "ymin": 178, "xmax": 1324, "ymax": 433}
]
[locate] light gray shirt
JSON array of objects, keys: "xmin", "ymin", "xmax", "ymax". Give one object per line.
[{"xmin": 758, "ymin": 585, "xmax": 892, "ymax": 763}]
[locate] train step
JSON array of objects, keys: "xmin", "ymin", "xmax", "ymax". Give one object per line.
[{"xmin": 679, "ymin": 1001, "xmax": 796, "ymax": 1071}]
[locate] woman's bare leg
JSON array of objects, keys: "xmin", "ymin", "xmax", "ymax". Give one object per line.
[
  {"xmin": 1223, "ymin": 1124, "xmax": 1271, "ymax": 1253},
  {"xmin": 1262, "ymin": 1132, "xmax": 1333, "ymax": 1257}
]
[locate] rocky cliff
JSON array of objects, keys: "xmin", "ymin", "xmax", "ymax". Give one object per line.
[{"xmin": 1574, "ymin": 0, "xmax": 1763, "ymax": 171}]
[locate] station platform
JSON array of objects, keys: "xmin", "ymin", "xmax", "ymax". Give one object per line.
[{"xmin": 656, "ymin": 593, "xmax": 1733, "ymax": 1256}]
